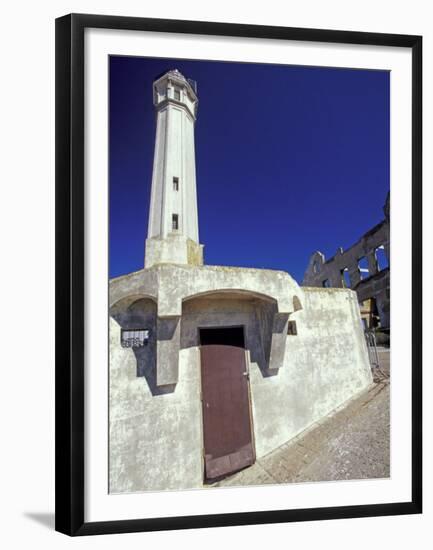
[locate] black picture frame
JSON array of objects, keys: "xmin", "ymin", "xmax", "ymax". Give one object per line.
[{"xmin": 55, "ymin": 13, "xmax": 422, "ymax": 536}]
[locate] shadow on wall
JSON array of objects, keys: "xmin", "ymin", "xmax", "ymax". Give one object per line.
[
  {"xmin": 110, "ymin": 297, "xmax": 176, "ymax": 396},
  {"xmin": 179, "ymin": 294, "xmax": 289, "ymax": 379},
  {"xmin": 110, "ymin": 292, "xmax": 303, "ymax": 392}
]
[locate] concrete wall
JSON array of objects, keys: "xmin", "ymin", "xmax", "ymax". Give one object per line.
[
  {"xmin": 109, "ymin": 298, "xmax": 203, "ymax": 493},
  {"xmin": 109, "ymin": 287, "xmax": 372, "ymax": 493},
  {"xmin": 250, "ymin": 287, "xmax": 372, "ymax": 457},
  {"xmin": 145, "ymin": 234, "xmax": 204, "ymax": 268}
]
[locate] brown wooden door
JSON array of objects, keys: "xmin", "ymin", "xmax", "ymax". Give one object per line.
[{"xmin": 200, "ymin": 344, "xmax": 255, "ymax": 481}]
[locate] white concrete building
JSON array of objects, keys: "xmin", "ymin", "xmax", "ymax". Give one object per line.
[{"xmin": 109, "ymin": 70, "xmax": 372, "ymax": 493}]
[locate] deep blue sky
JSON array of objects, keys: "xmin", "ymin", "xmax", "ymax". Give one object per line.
[{"xmin": 110, "ymin": 56, "xmax": 389, "ymax": 283}]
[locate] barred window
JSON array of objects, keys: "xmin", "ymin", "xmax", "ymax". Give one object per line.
[{"xmin": 121, "ymin": 329, "xmax": 150, "ymax": 348}]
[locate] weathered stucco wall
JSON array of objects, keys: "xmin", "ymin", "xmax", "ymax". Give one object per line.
[
  {"xmin": 110, "ymin": 313, "xmax": 203, "ymax": 493},
  {"xmin": 109, "ymin": 285, "xmax": 372, "ymax": 493},
  {"xmin": 145, "ymin": 235, "xmax": 204, "ymax": 268},
  {"xmin": 250, "ymin": 287, "xmax": 372, "ymax": 457}
]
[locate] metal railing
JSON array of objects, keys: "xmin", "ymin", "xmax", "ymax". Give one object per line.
[{"xmin": 364, "ymin": 329, "xmax": 379, "ymax": 369}]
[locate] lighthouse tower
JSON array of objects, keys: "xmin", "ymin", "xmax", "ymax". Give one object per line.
[{"xmin": 145, "ymin": 69, "xmax": 204, "ymax": 268}]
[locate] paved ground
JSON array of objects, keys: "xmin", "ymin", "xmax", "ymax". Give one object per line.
[{"xmin": 213, "ymin": 348, "xmax": 390, "ymax": 488}]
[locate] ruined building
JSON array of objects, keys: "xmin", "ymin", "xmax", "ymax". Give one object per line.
[
  {"xmin": 109, "ymin": 69, "xmax": 372, "ymax": 493},
  {"xmin": 303, "ymin": 195, "xmax": 390, "ymax": 330}
]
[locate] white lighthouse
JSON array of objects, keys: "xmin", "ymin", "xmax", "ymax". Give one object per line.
[{"xmin": 145, "ymin": 69, "xmax": 204, "ymax": 268}]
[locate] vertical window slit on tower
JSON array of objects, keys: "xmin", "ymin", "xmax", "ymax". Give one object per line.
[
  {"xmin": 173, "ymin": 177, "xmax": 179, "ymax": 191},
  {"xmin": 172, "ymin": 214, "xmax": 179, "ymax": 231}
]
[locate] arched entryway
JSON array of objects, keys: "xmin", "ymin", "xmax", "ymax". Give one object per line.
[{"xmin": 181, "ymin": 292, "xmax": 261, "ymax": 482}]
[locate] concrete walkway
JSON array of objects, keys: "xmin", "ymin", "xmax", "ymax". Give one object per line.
[{"xmin": 213, "ymin": 348, "xmax": 390, "ymax": 487}]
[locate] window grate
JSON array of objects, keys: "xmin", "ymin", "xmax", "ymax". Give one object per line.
[{"xmin": 121, "ymin": 329, "xmax": 150, "ymax": 348}]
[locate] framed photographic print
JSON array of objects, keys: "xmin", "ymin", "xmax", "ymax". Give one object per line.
[{"xmin": 55, "ymin": 13, "xmax": 422, "ymax": 536}]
